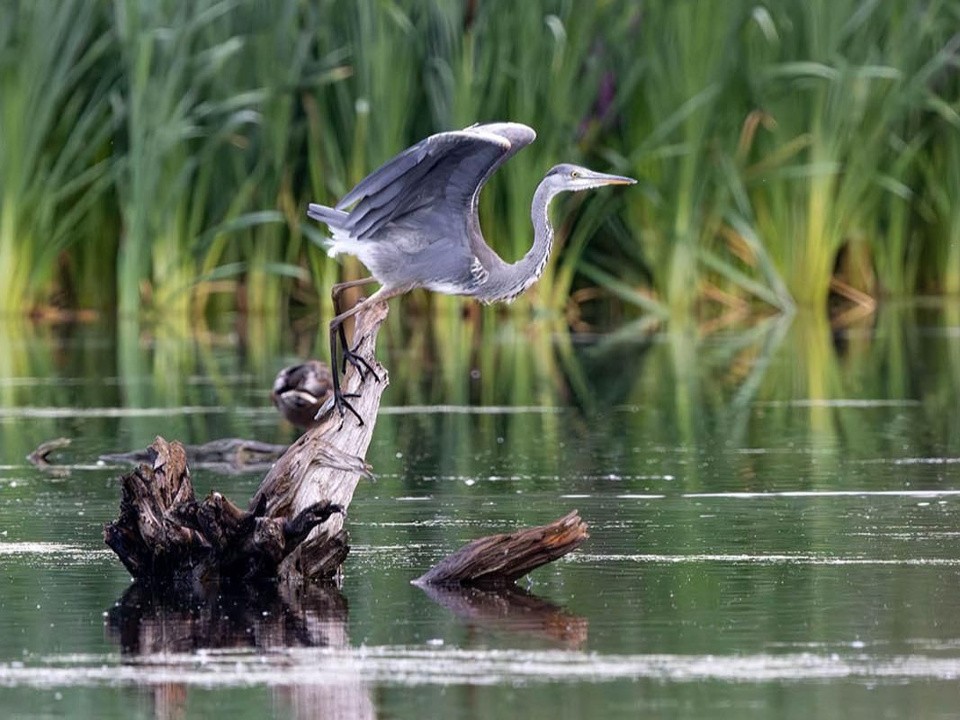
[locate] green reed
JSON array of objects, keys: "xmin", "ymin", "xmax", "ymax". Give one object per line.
[
  {"xmin": 610, "ymin": 1, "xmax": 759, "ymax": 319},
  {"xmin": 919, "ymin": 110, "xmax": 960, "ymax": 295},
  {"xmin": 743, "ymin": 0, "xmax": 957, "ymax": 309},
  {"xmin": 112, "ymin": 0, "xmax": 271, "ymax": 318},
  {"xmin": 0, "ymin": 1, "xmax": 114, "ymax": 314},
  {"xmin": 3, "ymin": 0, "xmax": 960, "ymax": 324}
]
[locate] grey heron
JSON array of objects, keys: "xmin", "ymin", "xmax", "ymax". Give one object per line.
[{"xmin": 308, "ymin": 121, "xmax": 636, "ymax": 422}]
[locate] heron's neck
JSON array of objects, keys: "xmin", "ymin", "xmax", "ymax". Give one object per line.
[{"xmin": 483, "ymin": 180, "xmax": 558, "ymax": 303}]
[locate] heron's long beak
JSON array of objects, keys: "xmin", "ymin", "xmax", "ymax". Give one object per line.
[
  {"xmin": 584, "ymin": 170, "xmax": 637, "ymax": 186},
  {"xmin": 591, "ymin": 173, "xmax": 637, "ymax": 185}
]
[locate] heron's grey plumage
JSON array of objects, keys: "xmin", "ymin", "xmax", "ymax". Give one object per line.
[
  {"xmin": 309, "ymin": 123, "xmax": 541, "ymax": 300},
  {"xmin": 307, "ymin": 121, "xmax": 635, "ymax": 420}
]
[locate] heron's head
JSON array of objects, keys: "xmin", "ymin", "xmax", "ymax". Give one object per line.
[{"xmin": 544, "ymin": 163, "xmax": 636, "ymax": 193}]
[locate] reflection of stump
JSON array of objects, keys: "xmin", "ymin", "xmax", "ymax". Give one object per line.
[
  {"xmin": 415, "ymin": 510, "xmax": 589, "ymax": 587},
  {"xmin": 108, "ymin": 582, "xmax": 376, "ymax": 720},
  {"xmin": 108, "ymin": 581, "xmax": 350, "ymax": 654},
  {"xmin": 417, "ymin": 582, "xmax": 589, "ymax": 648}
]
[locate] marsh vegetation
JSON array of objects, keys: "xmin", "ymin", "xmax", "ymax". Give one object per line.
[{"xmin": 2, "ymin": 0, "xmax": 959, "ymax": 327}]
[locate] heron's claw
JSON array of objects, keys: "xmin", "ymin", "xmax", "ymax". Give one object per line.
[
  {"xmin": 333, "ymin": 387, "xmax": 364, "ymax": 426},
  {"xmin": 341, "ymin": 346, "xmax": 380, "ymax": 383},
  {"xmin": 314, "ymin": 391, "xmax": 362, "ymax": 424}
]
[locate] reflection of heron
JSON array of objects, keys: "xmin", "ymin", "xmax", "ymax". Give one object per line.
[
  {"xmin": 271, "ymin": 360, "xmax": 333, "ymax": 429},
  {"xmin": 308, "ymin": 122, "xmax": 635, "ymax": 420}
]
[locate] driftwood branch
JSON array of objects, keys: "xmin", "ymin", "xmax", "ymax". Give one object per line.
[
  {"xmin": 100, "ymin": 438, "xmax": 289, "ymax": 473},
  {"xmin": 414, "ymin": 510, "xmax": 589, "ymax": 587}
]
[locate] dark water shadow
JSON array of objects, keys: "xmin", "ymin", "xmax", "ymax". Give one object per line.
[
  {"xmin": 107, "ymin": 581, "xmax": 375, "ymax": 719},
  {"xmin": 417, "ymin": 583, "xmax": 588, "ymax": 649},
  {"xmin": 107, "ymin": 581, "xmax": 347, "ymax": 654}
]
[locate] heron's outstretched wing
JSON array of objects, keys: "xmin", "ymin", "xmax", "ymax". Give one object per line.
[{"xmin": 334, "ymin": 122, "xmax": 536, "ymax": 246}]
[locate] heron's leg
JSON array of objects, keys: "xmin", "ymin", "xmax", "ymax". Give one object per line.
[
  {"xmin": 331, "ymin": 277, "xmax": 377, "ymax": 311},
  {"xmin": 327, "ymin": 286, "xmax": 408, "ymax": 424},
  {"xmin": 328, "ymin": 316, "xmax": 363, "ymax": 425},
  {"xmin": 331, "ymin": 277, "xmax": 378, "ymax": 374}
]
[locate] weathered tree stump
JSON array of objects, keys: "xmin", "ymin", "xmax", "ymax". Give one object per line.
[
  {"xmin": 103, "ymin": 299, "xmax": 588, "ymax": 591},
  {"xmin": 102, "ymin": 436, "xmax": 345, "ymax": 586},
  {"xmin": 251, "ymin": 301, "xmax": 388, "ymax": 582},
  {"xmin": 103, "ymin": 302, "xmax": 389, "ymax": 587}
]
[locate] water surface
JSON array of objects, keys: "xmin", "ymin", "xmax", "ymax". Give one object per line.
[{"xmin": 1, "ymin": 305, "xmax": 959, "ymax": 718}]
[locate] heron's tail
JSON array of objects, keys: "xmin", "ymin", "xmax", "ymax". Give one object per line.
[{"xmin": 307, "ymin": 203, "xmax": 349, "ymax": 230}]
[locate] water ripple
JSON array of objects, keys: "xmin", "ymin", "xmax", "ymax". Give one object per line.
[
  {"xmin": 2, "ymin": 647, "xmax": 959, "ymax": 688},
  {"xmin": 573, "ymin": 553, "xmax": 960, "ymax": 566}
]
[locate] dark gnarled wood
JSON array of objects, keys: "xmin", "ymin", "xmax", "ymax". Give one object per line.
[
  {"xmin": 414, "ymin": 510, "xmax": 589, "ymax": 588},
  {"xmin": 103, "ymin": 302, "xmax": 390, "ymax": 587},
  {"xmin": 103, "ymin": 436, "xmax": 344, "ymax": 586}
]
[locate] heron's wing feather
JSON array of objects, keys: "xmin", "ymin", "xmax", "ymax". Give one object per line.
[
  {"xmin": 462, "ymin": 122, "xmax": 537, "ymax": 199},
  {"xmin": 348, "ymin": 155, "xmax": 447, "ymax": 238},
  {"xmin": 335, "ymin": 142, "xmax": 433, "ymax": 212},
  {"xmin": 336, "ymin": 123, "xmax": 536, "ymax": 246}
]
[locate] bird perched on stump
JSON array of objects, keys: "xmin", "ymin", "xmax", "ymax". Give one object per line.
[{"xmin": 308, "ymin": 121, "xmax": 636, "ymax": 422}]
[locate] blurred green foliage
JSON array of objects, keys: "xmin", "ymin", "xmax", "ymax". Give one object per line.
[{"xmin": 0, "ymin": 0, "xmax": 958, "ymax": 323}]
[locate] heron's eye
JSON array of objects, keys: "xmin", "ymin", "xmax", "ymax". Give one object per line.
[{"xmin": 570, "ymin": 170, "xmax": 580, "ymax": 179}]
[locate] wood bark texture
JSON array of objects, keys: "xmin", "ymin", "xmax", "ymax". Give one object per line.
[{"xmin": 413, "ymin": 510, "xmax": 589, "ymax": 587}]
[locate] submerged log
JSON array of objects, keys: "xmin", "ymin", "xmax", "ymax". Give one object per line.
[
  {"xmin": 39, "ymin": 360, "xmax": 333, "ymax": 474},
  {"xmin": 27, "ymin": 436, "xmax": 72, "ymax": 466},
  {"xmin": 100, "ymin": 438, "xmax": 289, "ymax": 473},
  {"xmin": 414, "ymin": 510, "xmax": 589, "ymax": 588}
]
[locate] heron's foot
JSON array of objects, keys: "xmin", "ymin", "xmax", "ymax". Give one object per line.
[
  {"xmin": 333, "ymin": 387, "xmax": 365, "ymax": 427},
  {"xmin": 341, "ymin": 346, "xmax": 380, "ymax": 383},
  {"xmin": 314, "ymin": 391, "xmax": 361, "ymax": 423}
]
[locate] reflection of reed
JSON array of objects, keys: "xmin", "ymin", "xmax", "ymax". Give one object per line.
[
  {"xmin": 417, "ymin": 583, "xmax": 588, "ymax": 649},
  {"xmin": 107, "ymin": 582, "xmax": 375, "ymax": 720}
]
